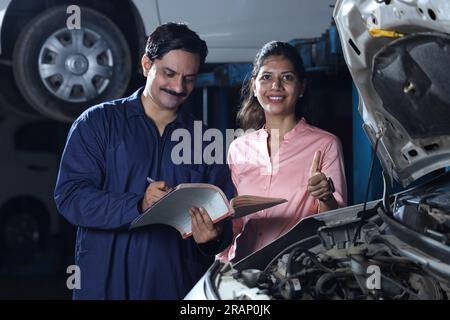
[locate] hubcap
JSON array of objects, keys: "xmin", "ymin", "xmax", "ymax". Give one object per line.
[
  {"xmin": 38, "ymin": 28, "xmax": 114, "ymax": 103},
  {"xmin": 65, "ymin": 54, "xmax": 89, "ymax": 75}
]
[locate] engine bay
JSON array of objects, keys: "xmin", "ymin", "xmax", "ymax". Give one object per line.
[{"xmin": 211, "ymin": 174, "xmax": 450, "ymax": 300}]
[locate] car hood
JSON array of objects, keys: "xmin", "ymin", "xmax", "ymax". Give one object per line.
[{"xmin": 334, "ymin": 0, "xmax": 450, "ymax": 187}]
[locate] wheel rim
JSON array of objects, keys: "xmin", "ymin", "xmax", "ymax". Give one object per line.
[
  {"xmin": 38, "ymin": 27, "xmax": 114, "ymax": 103},
  {"xmin": 2, "ymin": 212, "xmax": 41, "ymax": 251}
]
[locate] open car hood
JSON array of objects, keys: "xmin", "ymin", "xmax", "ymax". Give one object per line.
[{"xmin": 334, "ymin": 0, "xmax": 450, "ymax": 187}]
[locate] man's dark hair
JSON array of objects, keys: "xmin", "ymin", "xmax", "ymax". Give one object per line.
[{"xmin": 145, "ymin": 22, "xmax": 208, "ymax": 65}]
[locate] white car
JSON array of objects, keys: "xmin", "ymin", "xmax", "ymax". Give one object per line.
[
  {"xmin": 0, "ymin": 0, "xmax": 335, "ymax": 121},
  {"xmin": 186, "ymin": 0, "xmax": 450, "ymax": 300}
]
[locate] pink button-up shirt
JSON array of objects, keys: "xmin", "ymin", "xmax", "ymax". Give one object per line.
[{"xmin": 218, "ymin": 118, "xmax": 347, "ymax": 262}]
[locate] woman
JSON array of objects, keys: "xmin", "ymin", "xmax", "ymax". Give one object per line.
[{"xmin": 218, "ymin": 41, "xmax": 347, "ymax": 262}]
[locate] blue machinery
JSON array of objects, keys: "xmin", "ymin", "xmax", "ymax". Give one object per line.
[{"xmin": 194, "ymin": 24, "xmax": 384, "ymax": 205}]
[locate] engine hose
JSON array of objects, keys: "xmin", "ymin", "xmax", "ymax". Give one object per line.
[
  {"xmin": 315, "ymin": 270, "xmax": 353, "ymax": 298},
  {"xmin": 287, "ymin": 247, "xmax": 333, "ymax": 276}
]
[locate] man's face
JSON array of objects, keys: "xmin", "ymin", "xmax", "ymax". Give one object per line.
[{"xmin": 141, "ymin": 49, "xmax": 200, "ymax": 111}]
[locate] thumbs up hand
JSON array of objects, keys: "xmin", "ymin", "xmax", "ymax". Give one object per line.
[{"xmin": 307, "ymin": 151, "xmax": 334, "ymax": 202}]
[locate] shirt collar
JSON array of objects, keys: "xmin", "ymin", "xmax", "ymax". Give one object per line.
[
  {"xmin": 125, "ymin": 86, "xmax": 186, "ymax": 126},
  {"xmin": 125, "ymin": 87, "xmax": 145, "ymax": 118},
  {"xmin": 284, "ymin": 117, "xmax": 307, "ymax": 141},
  {"xmin": 257, "ymin": 117, "xmax": 307, "ymax": 140}
]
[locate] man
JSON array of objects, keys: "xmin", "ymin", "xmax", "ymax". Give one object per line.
[{"xmin": 54, "ymin": 23, "xmax": 233, "ymax": 299}]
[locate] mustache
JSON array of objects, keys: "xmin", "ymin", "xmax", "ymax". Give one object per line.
[{"xmin": 160, "ymin": 88, "xmax": 187, "ymax": 98}]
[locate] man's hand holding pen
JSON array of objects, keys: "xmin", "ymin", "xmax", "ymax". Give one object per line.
[{"xmin": 141, "ymin": 178, "xmax": 172, "ymax": 212}]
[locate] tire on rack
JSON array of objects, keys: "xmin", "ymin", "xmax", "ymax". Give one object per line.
[
  {"xmin": 0, "ymin": 208, "xmax": 48, "ymax": 264},
  {"xmin": 12, "ymin": 6, "xmax": 132, "ymax": 122},
  {"xmin": 0, "ymin": 64, "xmax": 43, "ymax": 119}
]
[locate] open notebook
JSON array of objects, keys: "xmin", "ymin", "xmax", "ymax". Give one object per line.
[{"xmin": 130, "ymin": 183, "xmax": 287, "ymax": 239}]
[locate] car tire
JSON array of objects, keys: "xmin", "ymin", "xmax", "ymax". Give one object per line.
[
  {"xmin": 0, "ymin": 65, "xmax": 43, "ymax": 119},
  {"xmin": 0, "ymin": 209, "xmax": 48, "ymax": 263},
  {"xmin": 12, "ymin": 6, "xmax": 132, "ymax": 122}
]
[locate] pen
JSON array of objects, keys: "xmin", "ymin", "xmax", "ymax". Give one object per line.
[{"xmin": 147, "ymin": 177, "xmax": 155, "ymax": 184}]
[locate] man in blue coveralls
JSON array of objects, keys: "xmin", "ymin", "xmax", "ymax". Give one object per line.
[{"xmin": 54, "ymin": 22, "xmax": 233, "ymax": 299}]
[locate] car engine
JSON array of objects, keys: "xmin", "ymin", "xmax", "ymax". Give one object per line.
[{"xmin": 211, "ymin": 175, "xmax": 450, "ymax": 300}]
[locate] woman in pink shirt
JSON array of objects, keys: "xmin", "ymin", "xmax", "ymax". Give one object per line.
[{"xmin": 218, "ymin": 41, "xmax": 347, "ymax": 262}]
